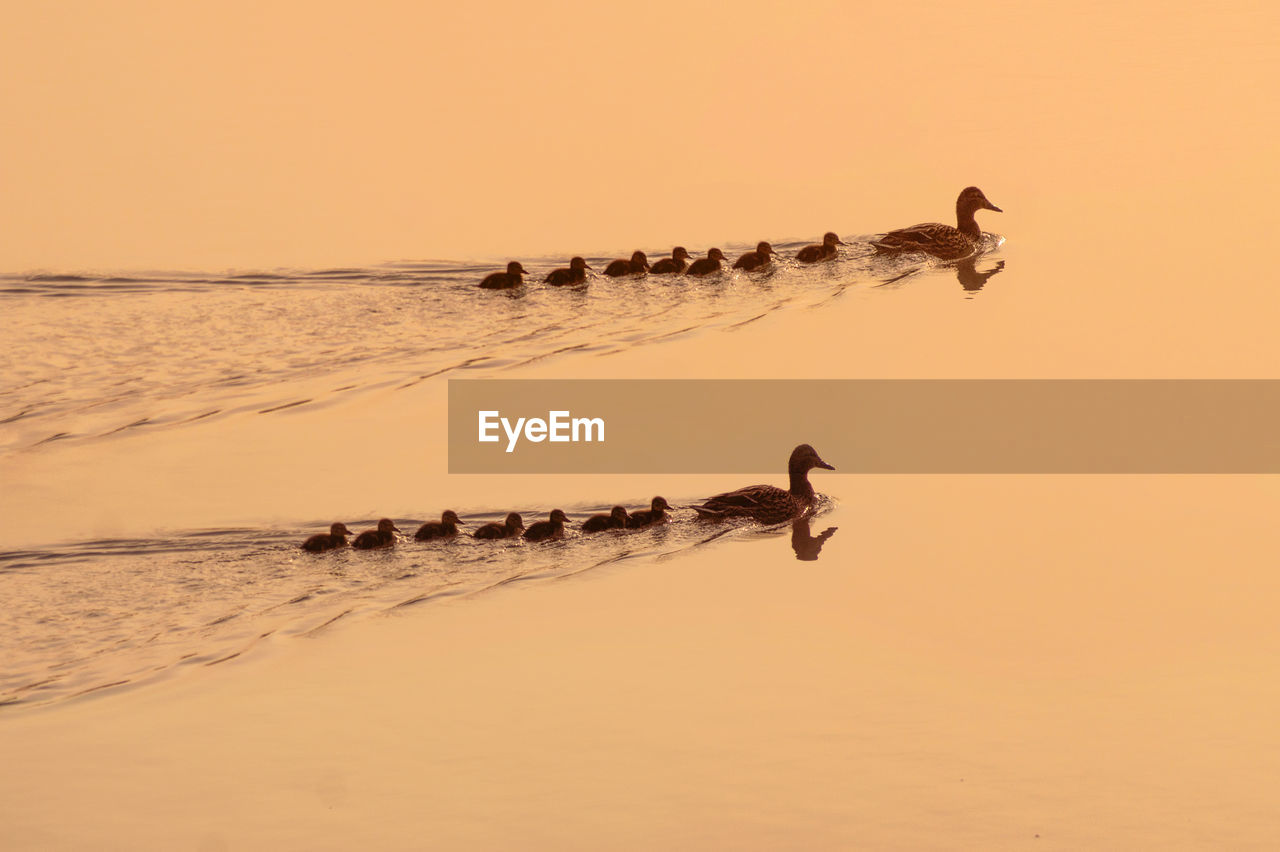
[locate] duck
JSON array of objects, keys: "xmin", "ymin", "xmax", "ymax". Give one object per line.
[
  {"xmin": 478, "ymin": 261, "xmax": 529, "ymax": 289},
  {"xmin": 692, "ymin": 444, "xmax": 834, "ymax": 523},
  {"xmin": 625, "ymin": 496, "xmax": 670, "ymax": 529},
  {"xmin": 301, "ymin": 522, "xmax": 353, "ymax": 553},
  {"xmin": 603, "ymin": 251, "xmax": 649, "ymax": 277},
  {"xmin": 648, "ymin": 246, "xmax": 692, "ymax": 275},
  {"xmin": 473, "ymin": 512, "xmax": 524, "ymax": 540},
  {"xmin": 352, "ymin": 518, "xmax": 401, "ymax": 550},
  {"xmin": 686, "ymin": 248, "xmax": 728, "ymax": 277},
  {"xmin": 545, "ymin": 257, "xmax": 591, "ymax": 286},
  {"xmin": 414, "ymin": 510, "xmax": 464, "ymax": 541},
  {"xmin": 582, "ymin": 505, "xmax": 629, "ymax": 533},
  {"xmin": 523, "ymin": 509, "xmax": 569, "ymax": 542},
  {"xmin": 795, "ymin": 232, "xmax": 846, "ymax": 263},
  {"xmin": 732, "ymin": 242, "xmax": 777, "ymax": 271},
  {"xmin": 871, "ymin": 186, "xmax": 1002, "ymax": 260}
]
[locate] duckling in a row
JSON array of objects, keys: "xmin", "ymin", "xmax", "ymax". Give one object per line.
[
  {"xmin": 414, "ymin": 510, "xmax": 464, "ymax": 541},
  {"xmin": 687, "ymin": 248, "xmax": 728, "ymax": 277},
  {"xmin": 626, "ymin": 496, "xmax": 670, "ymax": 528},
  {"xmin": 692, "ymin": 444, "xmax": 834, "ymax": 524},
  {"xmin": 301, "ymin": 522, "xmax": 354, "ymax": 553},
  {"xmin": 871, "ymin": 186, "xmax": 1002, "ymax": 260},
  {"xmin": 473, "ymin": 512, "xmax": 524, "ymax": 540},
  {"xmin": 479, "ymin": 261, "xmax": 529, "ymax": 289},
  {"xmin": 649, "ymin": 246, "xmax": 692, "ymax": 275},
  {"xmin": 545, "ymin": 256, "xmax": 591, "ymax": 286},
  {"xmin": 577, "ymin": 496, "xmax": 670, "ymax": 533},
  {"xmin": 523, "ymin": 509, "xmax": 569, "ymax": 542},
  {"xmin": 795, "ymin": 232, "xmax": 846, "ymax": 263},
  {"xmin": 733, "ymin": 242, "xmax": 778, "ymax": 271},
  {"xmin": 603, "ymin": 251, "xmax": 649, "ymax": 277},
  {"xmin": 582, "ymin": 505, "xmax": 628, "ymax": 532},
  {"xmin": 352, "ymin": 518, "xmax": 401, "ymax": 550}
]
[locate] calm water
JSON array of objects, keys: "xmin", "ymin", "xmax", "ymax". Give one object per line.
[{"xmin": 0, "ymin": 236, "xmax": 964, "ymax": 708}]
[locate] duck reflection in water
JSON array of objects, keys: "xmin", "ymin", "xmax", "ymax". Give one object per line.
[
  {"xmin": 790, "ymin": 517, "xmax": 838, "ymax": 561},
  {"xmin": 956, "ymin": 256, "xmax": 1005, "ymax": 292}
]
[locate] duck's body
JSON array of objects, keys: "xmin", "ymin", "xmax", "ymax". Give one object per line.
[
  {"xmin": 871, "ymin": 186, "xmax": 1002, "ymax": 260},
  {"xmin": 733, "ymin": 242, "xmax": 777, "ymax": 271},
  {"xmin": 352, "ymin": 518, "xmax": 401, "ymax": 550},
  {"xmin": 625, "ymin": 496, "xmax": 670, "ymax": 529},
  {"xmin": 603, "ymin": 251, "xmax": 649, "ymax": 277},
  {"xmin": 414, "ymin": 510, "xmax": 464, "ymax": 541},
  {"xmin": 686, "ymin": 248, "xmax": 728, "ymax": 277},
  {"xmin": 474, "ymin": 512, "xmax": 524, "ymax": 540},
  {"xmin": 582, "ymin": 506, "xmax": 629, "ymax": 533},
  {"xmin": 523, "ymin": 509, "xmax": 568, "ymax": 542},
  {"xmin": 301, "ymin": 522, "xmax": 353, "ymax": 553},
  {"xmin": 796, "ymin": 232, "xmax": 845, "ymax": 263},
  {"xmin": 693, "ymin": 445, "xmax": 834, "ymax": 524},
  {"xmin": 649, "ymin": 247, "xmax": 692, "ymax": 275},
  {"xmin": 545, "ymin": 257, "xmax": 591, "ymax": 286},
  {"xmin": 479, "ymin": 261, "xmax": 529, "ymax": 289}
]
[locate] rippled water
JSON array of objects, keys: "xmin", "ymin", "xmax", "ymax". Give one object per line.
[{"xmin": 0, "ymin": 237, "xmax": 995, "ymax": 709}]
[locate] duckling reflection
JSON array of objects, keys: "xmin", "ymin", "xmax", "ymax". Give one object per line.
[
  {"xmin": 956, "ymin": 256, "xmax": 1005, "ymax": 292},
  {"xmin": 790, "ymin": 517, "xmax": 837, "ymax": 561}
]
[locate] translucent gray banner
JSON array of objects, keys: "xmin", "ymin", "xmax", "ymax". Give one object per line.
[{"xmin": 448, "ymin": 380, "xmax": 1280, "ymax": 473}]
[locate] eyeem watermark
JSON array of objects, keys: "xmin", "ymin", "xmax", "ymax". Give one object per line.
[{"xmin": 478, "ymin": 410, "xmax": 605, "ymax": 453}]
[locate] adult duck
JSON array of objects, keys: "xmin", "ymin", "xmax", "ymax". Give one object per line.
[
  {"xmin": 603, "ymin": 251, "xmax": 649, "ymax": 277},
  {"xmin": 545, "ymin": 257, "xmax": 591, "ymax": 286},
  {"xmin": 582, "ymin": 506, "xmax": 629, "ymax": 533},
  {"xmin": 625, "ymin": 496, "xmax": 670, "ymax": 529},
  {"xmin": 871, "ymin": 186, "xmax": 1002, "ymax": 260},
  {"xmin": 692, "ymin": 444, "xmax": 834, "ymax": 523},
  {"xmin": 795, "ymin": 232, "xmax": 845, "ymax": 263},
  {"xmin": 649, "ymin": 246, "xmax": 692, "ymax": 275},
  {"xmin": 474, "ymin": 512, "xmax": 524, "ymax": 540},
  {"xmin": 414, "ymin": 510, "xmax": 464, "ymax": 541},
  {"xmin": 352, "ymin": 518, "xmax": 401, "ymax": 550},
  {"xmin": 478, "ymin": 261, "xmax": 529, "ymax": 289},
  {"xmin": 523, "ymin": 509, "xmax": 569, "ymax": 542},
  {"xmin": 733, "ymin": 242, "xmax": 777, "ymax": 271},
  {"xmin": 301, "ymin": 522, "xmax": 353, "ymax": 553}
]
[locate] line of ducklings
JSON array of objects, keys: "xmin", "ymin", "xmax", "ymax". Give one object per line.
[{"xmin": 479, "ymin": 186, "xmax": 1002, "ymax": 289}]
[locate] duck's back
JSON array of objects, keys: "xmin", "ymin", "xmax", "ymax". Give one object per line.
[
  {"xmin": 649, "ymin": 257, "xmax": 684, "ymax": 274},
  {"xmin": 479, "ymin": 271, "xmax": 518, "ymax": 289},
  {"xmin": 873, "ymin": 223, "xmax": 973, "ymax": 259},
  {"xmin": 733, "ymin": 252, "xmax": 765, "ymax": 271},
  {"xmin": 695, "ymin": 483, "xmax": 801, "ymax": 523}
]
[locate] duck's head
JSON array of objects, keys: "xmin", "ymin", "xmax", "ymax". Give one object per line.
[
  {"xmin": 630, "ymin": 250, "xmax": 648, "ymax": 266},
  {"xmin": 756, "ymin": 241, "xmax": 776, "ymax": 256},
  {"xmin": 650, "ymin": 496, "xmax": 670, "ymax": 512},
  {"xmin": 504, "ymin": 512, "xmax": 524, "ymax": 530},
  {"xmin": 549, "ymin": 509, "xmax": 569, "ymax": 524},
  {"xmin": 569, "ymin": 256, "xmax": 591, "ymax": 271},
  {"xmin": 506, "ymin": 261, "xmax": 529, "ymax": 275},
  {"xmin": 822, "ymin": 232, "xmax": 846, "ymax": 247},
  {"xmin": 789, "ymin": 444, "xmax": 835, "ymax": 473},
  {"xmin": 610, "ymin": 506, "xmax": 629, "ymax": 522},
  {"xmin": 441, "ymin": 510, "xmax": 464, "ymax": 525},
  {"xmin": 958, "ymin": 186, "xmax": 1002, "ymax": 215},
  {"xmin": 707, "ymin": 248, "xmax": 726, "ymax": 262},
  {"xmin": 330, "ymin": 522, "xmax": 353, "ymax": 536},
  {"xmin": 377, "ymin": 518, "xmax": 401, "ymax": 534},
  {"xmin": 672, "ymin": 246, "xmax": 691, "ymax": 261}
]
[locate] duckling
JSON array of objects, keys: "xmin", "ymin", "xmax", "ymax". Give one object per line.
[
  {"xmin": 686, "ymin": 248, "xmax": 728, "ymax": 277},
  {"xmin": 582, "ymin": 505, "xmax": 629, "ymax": 533},
  {"xmin": 649, "ymin": 246, "xmax": 692, "ymax": 275},
  {"xmin": 692, "ymin": 445, "xmax": 834, "ymax": 523},
  {"xmin": 523, "ymin": 509, "xmax": 569, "ymax": 542},
  {"xmin": 301, "ymin": 522, "xmax": 353, "ymax": 553},
  {"xmin": 625, "ymin": 496, "xmax": 670, "ymax": 529},
  {"xmin": 732, "ymin": 242, "xmax": 777, "ymax": 271},
  {"xmin": 603, "ymin": 251, "xmax": 649, "ymax": 277},
  {"xmin": 871, "ymin": 186, "xmax": 1002, "ymax": 260},
  {"xmin": 352, "ymin": 518, "xmax": 401, "ymax": 550},
  {"xmin": 414, "ymin": 510, "xmax": 464, "ymax": 541},
  {"xmin": 545, "ymin": 256, "xmax": 591, "ymax": 286},
  {"xmin": 474, "ymin": 512, "xmax": 524, "ymax": 540},
  {"xmin": 795, "ymin": 232, "xmax": 845, "ymax": 263},
  {"xmin": 478, "ymin": 261, "xmax": 529, "ymax": 289}
]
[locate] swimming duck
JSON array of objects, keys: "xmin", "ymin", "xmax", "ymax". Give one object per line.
[
  {"xmin": 733, "ymin": 242, "xmax": 777, "ymax": 271},
  {"xmin": 414, "ymin": 510, "xmax": 464, "ymax": 541},
  {"xmin": 603, "ymin": 251, "xmax": 649, "ymax": 277},
  {"xmin": 625, "ymin": 496, "xmax": 670, "ymax": 529},
  {"xmin": 352, "ymin": 518, "xmax": 401, "ymax": 550},
  {"xmin": 686, "ymin": 248, "xmax": 728, "ymax": 277},
  {"xmin": 474, "ymin": 512, "xmax": 524, "ymax": 540},
  {"xmin": 545, "ymin": 257, "xmax": 591, "ymax": 286},
  {"xmin": 795, "ymin": 232, "xmax": 846, "ymax": 263},
  {"xmin": 692, "ymin": 444, "xmax": 834, "ymax": 523},
  {"xmin": 649, "ymin": 246, "xmax": 692, "ymax": 275},
  {"xmin": 478, "ymin": 261, "xmax": 529, "ymax": 289},
  {"xmin": 871, "ymin": 186, "xmax": 1002, "ymax": 260},
  {"xmin": 301, "ymin": 522, "xmax": 353, "ymax": 553},
  {"xmin": 582, "ymin": 505, "xmax": 629, "ymax": 533},
  {"xmin": 523, "ymin": 509, "xmax": 569, "ymax": 542}
]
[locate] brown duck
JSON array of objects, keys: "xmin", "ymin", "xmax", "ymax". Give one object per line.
[
  {"xmin": 648, "ymin": 246, "xmax": 692, "ymax": 275},
  {"xmin": 733, "ymin": 242, "xmax": 777, "ymax": 271},
  {"xmin": 582, "ymin": 506, "xmax": 629, "ymax": 533},
  {"xmin": 301, "ymin": 522, "xmax": 353, "ymax": 553},
  {"xmin": 692, "ymin": 445, "xmax": 834, "ymax": 523},
  {"xmin": 545, "ymin": 257, "xmax": 591, "ymax": 286},
  {"xmin": 686, "ymin": 248, "xmax": 728, "ymax": 277},
  {"xmin": 795, "ymin": 232, "xmax": 846, "ymax": 263},
  {"xmin": 603, "ymin": 251, "xmax": 649, "ymax": 277},
  {"xmin": 625, "ymin": 496, "xmax": 670, "ymax": 529},
  {"xmin": 414, "ymin": 510, "xmax": 464, "ymax": 541},
  {"xmin": 523, "ymin": 509, "xmax": 569, "ymax": 542},
  {"xmin": 352, "ymin": 518, "xmax": 401, "ymax": 550},
  {"xmin": 871, "ymin": 186, "xmax": 1002, "ymax": 259},
  {"xmin": 474, "ymin": 512, "xmax": 524, "ymax": 540},
  {"xmin": 479, "ymin": 261, "xmax": 529, "ymax": 289}
]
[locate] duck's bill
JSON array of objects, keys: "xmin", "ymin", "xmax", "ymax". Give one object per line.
[
  {"xmin": 985, "ymin": 202, "xmax": 1003, "ymax": 212},
  {"xmin": 817, "ymin": 460, "xmax": 836, "ymax": 470}
]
